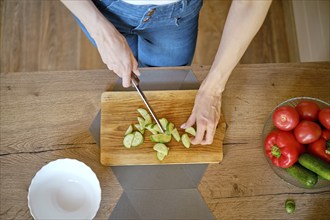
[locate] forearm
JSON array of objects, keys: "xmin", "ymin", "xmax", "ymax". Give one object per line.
[
  {"xmin": 200, "ymin": 0, "xmax": 272, "ymax": 95},
  {"xmin": 60, "ymin": 0, "xmax": 117, "ymax": 40}
]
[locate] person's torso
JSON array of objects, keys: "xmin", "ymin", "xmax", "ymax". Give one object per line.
[{"xmin": 122, "ymin": 0, "xmax": 180, "ymax": 5}]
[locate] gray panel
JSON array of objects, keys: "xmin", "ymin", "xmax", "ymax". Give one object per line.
[
  {"xmin": 125, "ymin": 189, "xmax": 215, "ymax": 220},
  {"xmin": 109, "ymin": 192, "xmax": 141, "ymax": 220},
  {"xmin": 112, "ymin": 69, "xmax": 199, "ymax": 91},
  {"xmin": 111, "ymin": 164, "xmax": 208, "ymax": 190}
]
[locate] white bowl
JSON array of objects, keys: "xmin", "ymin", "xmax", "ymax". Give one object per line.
[{"xmin": 28, "ymin": 159, "xmax": 101, "ymax": 219}]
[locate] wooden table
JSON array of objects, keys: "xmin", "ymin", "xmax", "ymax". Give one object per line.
[{"xmin": 1, "ymin": 63, "xmax": 329, "ymax": 219}]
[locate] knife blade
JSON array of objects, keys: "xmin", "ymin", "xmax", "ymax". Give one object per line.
[{"xmin": 131, "ymin": 73, "xmax": 165, "ymax": 134}]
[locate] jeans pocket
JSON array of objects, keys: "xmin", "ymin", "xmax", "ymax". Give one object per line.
[{"xmin": 173, "ymin": 0, "xmax": 203, "ymax": 26}]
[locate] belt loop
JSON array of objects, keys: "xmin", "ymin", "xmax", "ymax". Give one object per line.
[{"xmin": 181, "ymin": 0, "xmax": 188, "ymax": 10}]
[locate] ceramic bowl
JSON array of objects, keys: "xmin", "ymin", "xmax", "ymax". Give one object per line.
[
  {"xmin": 262, "ymin": 97, "xmax": 330, "ymax": 189},
  {"xmin": 28, "ymin": 159, "xmax": 101, "ymax": 219}
]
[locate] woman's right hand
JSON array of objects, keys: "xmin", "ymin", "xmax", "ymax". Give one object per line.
[
  {"xmin": 60, "ymin": 0, "xmax": 140, "ymax": 88},
  {"xmin": 91, "ymin": 21, "xmax": 140, "ymax": 87}
]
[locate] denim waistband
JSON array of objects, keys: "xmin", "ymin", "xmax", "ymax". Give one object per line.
[{"xmin": 93, "ymin": 0, "xmax": 201, "ymax": 21}]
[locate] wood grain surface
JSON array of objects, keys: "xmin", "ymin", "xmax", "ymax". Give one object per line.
[
  {"xmin": 1, "ymin": 63, "xmax": 329, "ymax": 219},
  {"xmin": 101, "ymin": 90, "xmax": 226, "ymax": 166}
]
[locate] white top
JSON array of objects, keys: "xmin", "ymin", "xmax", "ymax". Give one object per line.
[{"xmin": 122, "ymin": 0, "xmax": 180, "ymax": 5}]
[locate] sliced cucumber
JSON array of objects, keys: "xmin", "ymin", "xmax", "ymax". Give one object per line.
[
  {"xmin": 172, "ymin": 128, "xmax": 181, "ymax": 142},
  {"xmin": 137, "ymin": 108, "xmax": 152, "ymax": 125},
  {"xmin": 185, "ymin": 127, "xmax": 196, "ymax": 136},
  {"xmin": 131, "ymin": 131, "xmax": 144, "ymax": 147},
  {"xmin": 166, "ymin": 122, "xmax": 174, "ymax": 135},
  {"xmin": 123, "ymin": 133, "xmax": 134, "ymax": 148},
  {"xmin": 152, "ymin": 124, "xmax": 162, "ymax": 133},
  {"xmin": 124, "ymin": 125, "xmax": 133, "ymax": 135},
  {"xmin": 157, "ymin": 152, "xmax": 166, "ymax": 161},
  {"xmin": 153, "ymin": 143, "xmax": 169, "ymax": 156},
  {"xmin": 137, "ymin": 117, "xmax": 145, "ymax": 129},
  {"xmin": 150, "ymin": 133, "xmax": 172, "ymax": 143},
  {"xmin": 159, "ymin": 118, "xmax": 169, "ymax": 131},
  {"xmin": 134, "ymin": 124, "xmax": 145, "ymax": 134},
  {"xmin": 182, "ymin": 133, "xmax": 190, "ymax": 148},
  {"xmin": 145, "ymin": 124, "xmax": 158, "ymax": 135}
]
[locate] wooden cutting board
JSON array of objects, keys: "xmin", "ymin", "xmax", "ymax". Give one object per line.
[{"xmin": 100, "ymin": 90, "xmax": 226, "ymax": 166}]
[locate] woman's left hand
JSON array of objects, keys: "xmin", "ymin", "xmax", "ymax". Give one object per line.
[{"xmin": 181, "ymin": 90, "xmax": 222, "ymax": 145}]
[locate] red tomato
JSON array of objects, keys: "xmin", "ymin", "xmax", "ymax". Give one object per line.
[
  {"xmin": 295, "ymin": 101, "xmax": 320, "ymax": 121},
  {"xmin": 319, "ymin": 107, "xmax": 330, "ymax": 130},
  {"xmin": 307, "ymin": 138, "xmax": 330, "ymax": 163},
  {"xmin": 322, "ymin": 129, "xmax": 330, "ymax": 140},
  {"xmin": 294, "ymin": 120, "xmax": 322, "ymax": 144},
  {"xmin": 272, "ymin": 106, "xmax": 299, "ymax": 131}
]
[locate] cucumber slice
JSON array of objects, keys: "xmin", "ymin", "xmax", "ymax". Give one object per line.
[
  {"xmin": 124, "ymin": 125, "xmax": 133, "ymax": 135},
  {"xmin": 166, "ymin": 122, "xmax": 174, "ymax": 135},
  {"xmin": 159, "ymin": 118, "xmax": 169, "ymax": 131},
  {"xmin": 172, "ymin": 128, "xmax": 181, "ymax": 142},
  {"xmin": 145, "ymin": 124, "xmax": 158, "ymax": 135},
  {"xmin": 137, "ymin": 117, "xmax": 145, "ymax": 129},
  {"xmin": 150, "ymin": 134, "xmax": 172, "ymax": 143},
  {"xmin": 123, "ymin": 133, "xmax": 134, "ymax": 148},
  {"xmin": 134, "ymin": 124, "xmax": 145, "ymax": 134},
  {"xmin": 131, "ymin": 131, "xmax": 144, "ymax": 147},
  {"xmin": 181, "ymin": 133, "xmax": 190, "ymax": 148},
  {"xmin": 153, "ymin": 143, "xmax": 169, "ymax": 156},
  {"xmin": 152, "ymin": 124, "xmax": 162, "ymax": 133},
  {"xmin": 137, "ymin": 108, "xmax": 152, "ymax": 125},
  {"xmin": 157, "ymin": 152, "xmax": 166, "ymax": 161},
  {"xmin": 185, "ymin": 127, "xmax": 196, "ymax": 136}
]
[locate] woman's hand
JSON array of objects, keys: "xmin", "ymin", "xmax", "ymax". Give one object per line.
[
  {"xmin": 181, "ymin": 90, "xmax": 222, "ymax": 145},
  {"xmin": 92, "ymin": 22, "xmax": 140, "ymax": 87},
  {"xmin": 61, "ymin": 0, "xmax": 140, "ymax": 88}
]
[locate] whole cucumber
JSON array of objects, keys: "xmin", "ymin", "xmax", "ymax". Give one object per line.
[
  {"xmin": 299, "ymin": 153, "xmax": 330, "ymax": 181},
  {"xmin": 286, "ymin": 163, "xmax": 318, "ymax": 188}
]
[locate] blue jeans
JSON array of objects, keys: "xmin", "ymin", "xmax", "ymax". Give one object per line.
[{"xmin": 75, "ymin": 0, "xmax": 203, "ymax": 67}]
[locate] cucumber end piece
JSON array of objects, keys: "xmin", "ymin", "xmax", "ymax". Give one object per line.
[{"xmin": 285, "ymin": 199, "xmax": 295, "ymax": 214}]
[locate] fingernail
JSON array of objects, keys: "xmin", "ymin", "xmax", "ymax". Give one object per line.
[{"xmin": 134, "ymin": 69, "xmax": 141, "ymax": 76}]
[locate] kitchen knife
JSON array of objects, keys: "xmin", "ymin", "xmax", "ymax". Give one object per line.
[{"xmin": 131, "ymin": 73, "xmax": 165, "ymax": 133}]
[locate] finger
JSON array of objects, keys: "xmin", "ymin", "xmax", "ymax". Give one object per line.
[
  {"xmin": 131, "ymin": 55, "xmax": 140, "ymax": 76},
  {"xmin": 201, "ymin": 126, "xmax": 216, "ymax": 145},
  {"xmin": 132, "ymin": 68, "xmax": 140, "ymax": 77},
  {"xmin": 191, "ymin": 123, "xmax": 206, "ymax": 145},
  {"xmin": 180, "ymin": 113, "xmax": 196, "ymax": 129},
  {"xmin": 122, "ymin": 69, "xmax": 131, "ymax": 88}
]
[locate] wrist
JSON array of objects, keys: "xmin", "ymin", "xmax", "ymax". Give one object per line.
[
  {"xmin": 88, "ymin": 17, "xmax": 117, "ymax": 42},
  {"xmin": 199, "ymin": 68, "xmax": 230, "ymax": 96}
]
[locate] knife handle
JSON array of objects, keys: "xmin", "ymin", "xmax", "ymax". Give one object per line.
[{"xmin": 131, "ymin": 72, "xmax": 140, "ymax": 86}]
